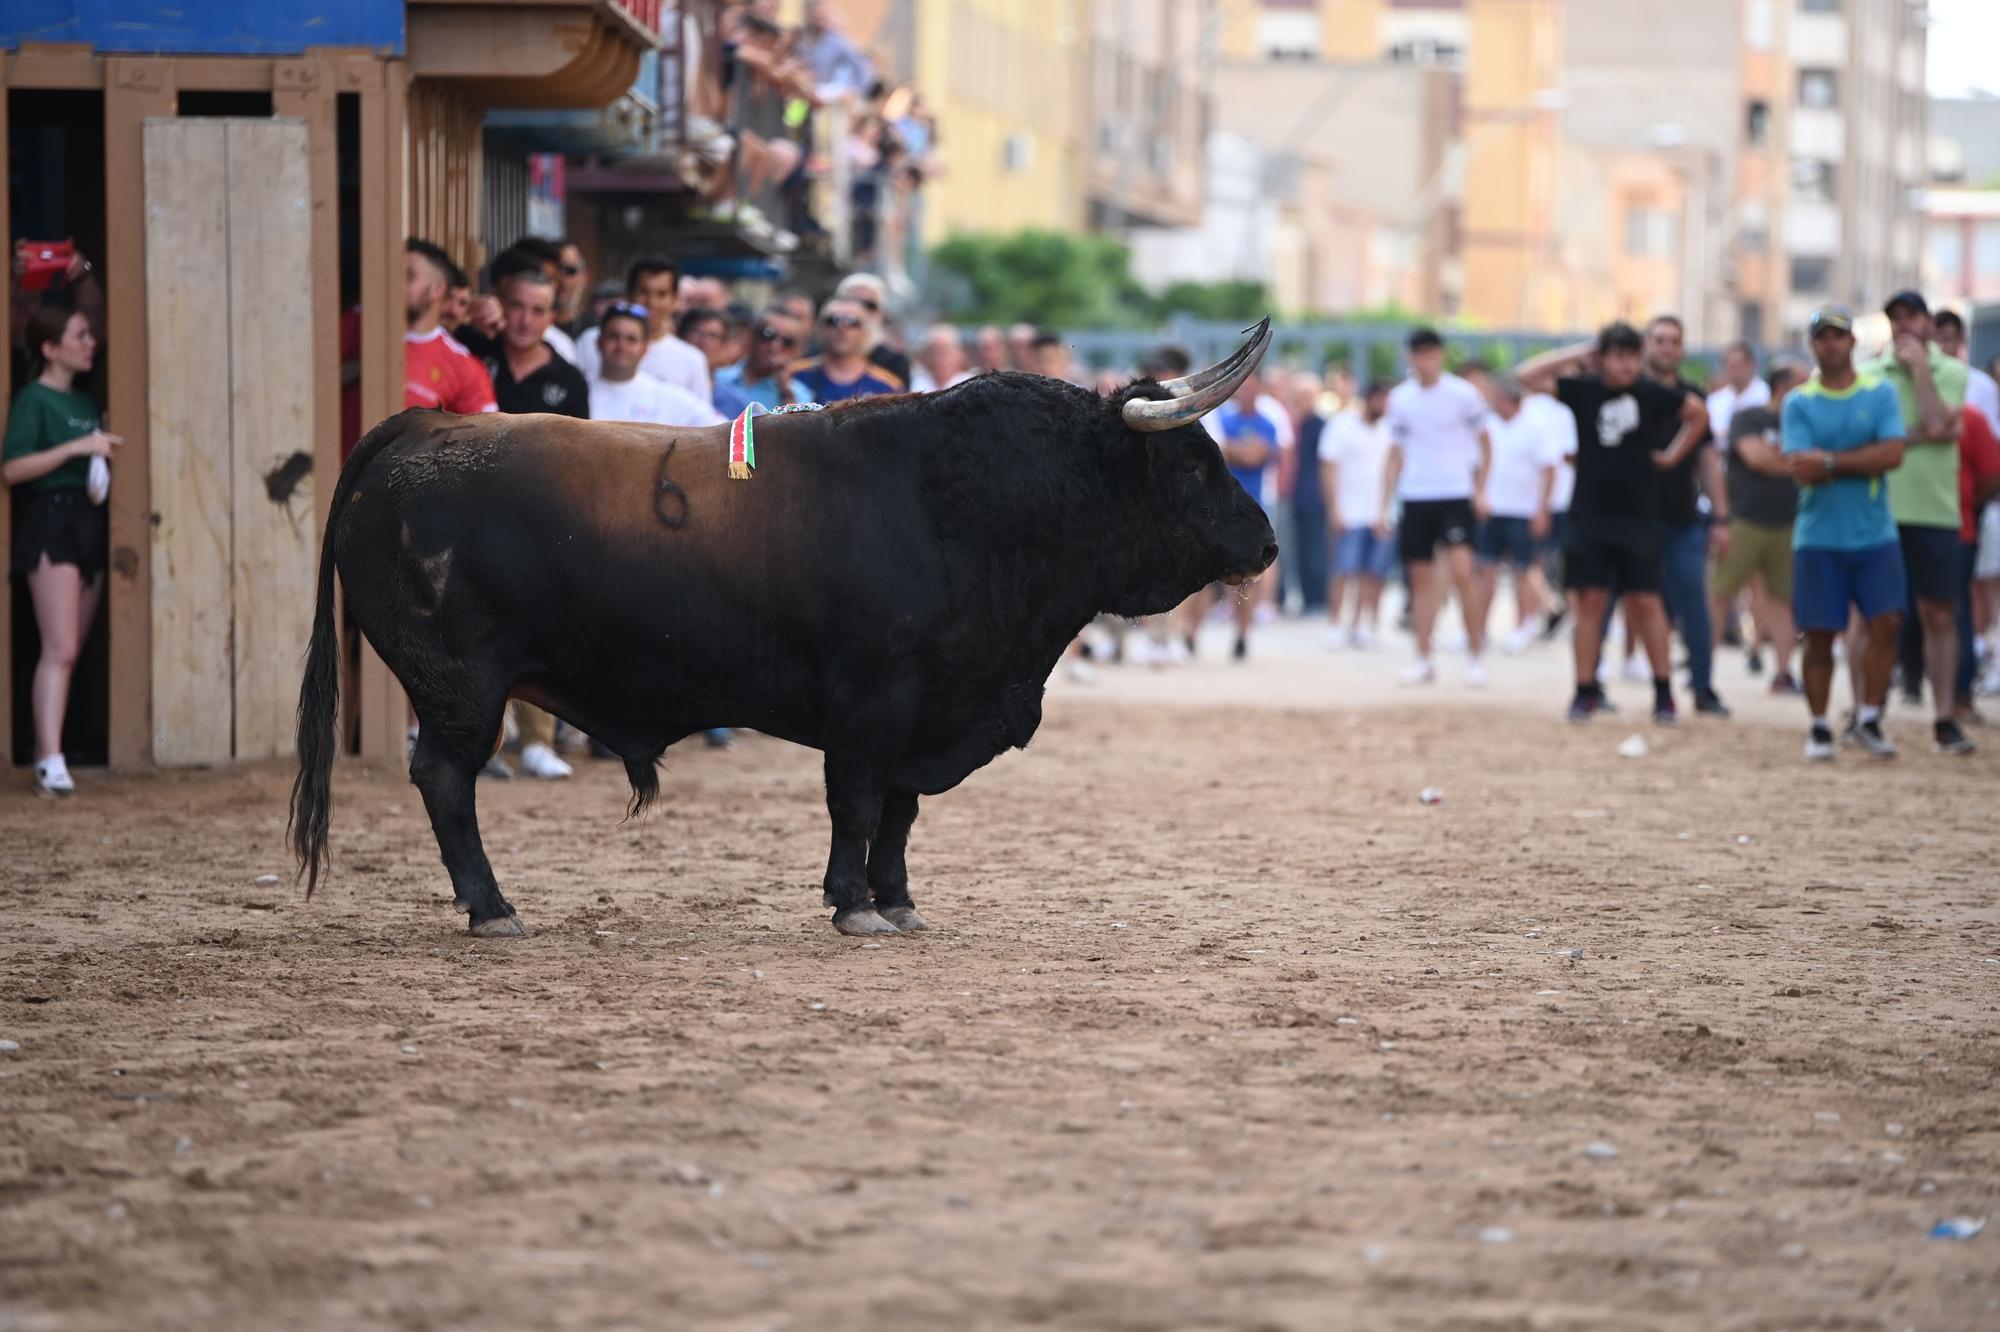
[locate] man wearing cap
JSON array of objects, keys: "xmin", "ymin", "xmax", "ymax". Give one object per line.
[
  {"xmin": 1786, "ymin": 305, "xmax": 1909, "ymax": 760},
  {"xmin": 1866, "ymin": 290, "xmax": 1974, "ymax": 754}
]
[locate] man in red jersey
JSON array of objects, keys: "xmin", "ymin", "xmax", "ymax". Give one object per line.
[{"xmin": 404, "ymin": 238, "xmax": 496, "ymax": 416}]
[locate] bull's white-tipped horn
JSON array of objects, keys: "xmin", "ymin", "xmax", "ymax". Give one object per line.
[{"xmin": 1122, "ymin": 318, "xmax": 1274, "ymax": 433}]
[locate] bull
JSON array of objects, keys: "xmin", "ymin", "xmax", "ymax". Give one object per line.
[{"xmin": 290, "ymin": 320, "xmax": 1277, "ymax": 936}]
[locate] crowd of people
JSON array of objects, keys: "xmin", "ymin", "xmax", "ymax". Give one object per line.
[{"xmin": 11, "ymin": 215, "xmax": 2000, "ymax": 794}]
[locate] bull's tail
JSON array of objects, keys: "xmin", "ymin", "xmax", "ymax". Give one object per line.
[{"xmin": 289, "ymin": 411, "xmax": 421, "ymax": 899}]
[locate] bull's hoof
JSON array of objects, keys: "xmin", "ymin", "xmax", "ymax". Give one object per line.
[
  {"xmin": 832, "ymin": 908, "xmax": 900, "ymax": 937},
  {"xmin": 469, "ymin": 914, "xmax": 526, "ymax": 938},
  {"xmin": 878, "ymin": 906, "xmax": 930, "ymax": 932}
]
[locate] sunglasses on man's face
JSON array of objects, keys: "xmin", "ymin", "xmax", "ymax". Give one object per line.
[
  {"xmin": 757, "ymin": 325, "xmax": 799, "ymax": 347},
  {"xmin": 822, "ymin": 313, "xmax": 862, "ymax": 330},
  {"xmin": 852, "ymin": 297, "xmax": 881, "ymax": 313}
]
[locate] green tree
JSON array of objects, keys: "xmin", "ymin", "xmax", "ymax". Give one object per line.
[{"xmin": 927, "ymin": 230, "xmax": 1276, "ymax": 327}]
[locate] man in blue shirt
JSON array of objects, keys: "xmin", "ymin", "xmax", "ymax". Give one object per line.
[
  {"xmin": 1782, "ymin": 304, "xmax": 1909, "ymax": 760},
  {"xmin": 1216, "ymin": 378, "xmax": 1278, "ymax": 660},
  {"xmin": 790, "ymin": 298, "xmax": 904, "ymax": 403},
  {"xmin": 713, "ymin": 308, "xmax": 814, "ymax": 417}
]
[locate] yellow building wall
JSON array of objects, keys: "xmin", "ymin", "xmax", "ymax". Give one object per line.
[
  {"xmin": 1459, "ymin": 0, "xmax": 1562, "ymax": 327},
  {"xmin": 1216, "ymin": 0, "xmax": 1382, "ymax": 60}
]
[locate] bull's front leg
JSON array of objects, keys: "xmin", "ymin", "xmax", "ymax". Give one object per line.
[
  {"xmin": 821, "ymin": 753, "xmax": 900, "ymax": 936},
  {"xmin": 867, "ymin": 788, "xmax": 927, "ymax": 931}
]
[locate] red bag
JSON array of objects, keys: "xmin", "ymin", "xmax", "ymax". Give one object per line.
[{"xmin": 17, "ymin": 240, "xmax": 74, "ymax": 293}]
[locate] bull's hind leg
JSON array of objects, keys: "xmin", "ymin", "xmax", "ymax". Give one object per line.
[
  {"xmin": 821, "ymin": 753, "xmax": 899, "ymax": 937},
  {"xmin": 409, "ymin": 725, "xmax": 524, "ymax": 937},
  {"xmin": 867, "ymin": 788, "xmax": 928, "ymax": 931}
]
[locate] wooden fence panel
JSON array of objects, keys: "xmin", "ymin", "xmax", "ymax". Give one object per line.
[
  {"xmin": 142, "ymin": 120, "xmax": 234, "ymax": 765},
  {"xmin": 225, "ymin": 119, "xmax": 318, "ymax": 759}
]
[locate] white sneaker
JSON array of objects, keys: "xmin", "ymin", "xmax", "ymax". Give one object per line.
[
  {"xmin": 1324, "ymin": 625, "xmax": 1349, "ymax": 651},
  {"xmin": 1464, "ymin": 657, "xmax": 1489, "ymax": 688},
  {"xmin": 1621, "ymin": 656, "xmax": 1651, "ymax": 684},
  {"xmin": 1352, "ymin": 626, "xmax": 1379, "ymax": 651},
  {"xmin": 1398, "ymin": 659, "xmax": 1436, "ymax": 686},
  {"xmin": 1504, "ymin": 618, "xmax": 1544, "ymax": 655},
  {"xmin": 518, "ymin": 743, "xmax": 573, "ymax": 781},
  {"xmin": 33, "ymin": 754, "xmax": 75, "ymax": 798}
]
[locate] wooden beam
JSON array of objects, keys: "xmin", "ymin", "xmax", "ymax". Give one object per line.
[
  {"xmin": 166, "ymin": 56, "xmax": 279, "ymax": 92},
  {"xmin": 103, "ymin": 57, "xmax": 177, "ymax": 770},
  {"xmin": 355, "ymin": 60, "xmax": 411, "ymax": 764},
  {"xmin": 5, "ymin": 45, "xmax": 102, "ymax": 89}
]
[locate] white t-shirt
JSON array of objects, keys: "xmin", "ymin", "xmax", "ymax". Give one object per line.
[
  {"xmin": 1385, "ymin": 373, "xmax": 1487, "ymax": 501},
  {"xmin": 1485, "ymin": 406, "xmax": 1567, "ymax": 518},
  {"xmin": 1322, "ymin": 408, "xmax": 1390, "ymax": 528},
  {"xmin": 545, "ymin": 324, "xmax": 578, "ymax": 365},
  {"xmin": 1704, "ymin": 377, "xmax": 1770, "ymax": 443},
  {"xmin": 1966, "ymin": 365, "xmax": 2000, "ymax": 429},
  {"xmin": 577, "ymin": 326, "xmax": 713, "ymax": 403},
  {"xmin": 587, "ymin": 370, "xmax": 725, "ymax": 426},
  {"xmin": 1523, "ymin": 393, "xmax": 1578, "ymax": 513}
]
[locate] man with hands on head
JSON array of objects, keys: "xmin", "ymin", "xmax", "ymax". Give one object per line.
[{"xmin": 1515, "ymin": 322, "xmax": 1709, "ymax": 725}]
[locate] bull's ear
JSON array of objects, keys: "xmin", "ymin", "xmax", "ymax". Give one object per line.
[{"xmin": 1121, "ymin": 318, "xmax": 1272, "ymax": 433}]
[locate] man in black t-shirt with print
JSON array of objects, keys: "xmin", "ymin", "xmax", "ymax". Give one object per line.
[{"xmin": 1517, "ymin": 322, "xmax": 1710, "ymax": 724}]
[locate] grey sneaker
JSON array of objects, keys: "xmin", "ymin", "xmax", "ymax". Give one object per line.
[{"xmin": 1853, "ymin": 719, "xmax": 1898, "ymax": 759}]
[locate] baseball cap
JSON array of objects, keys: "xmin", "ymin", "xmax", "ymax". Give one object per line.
[
  {"xmin": 1882, "ymin": 289, "xmax": 1928, "ymax": 317},
  {"xmin": 1807, "ymin": 304, "xmax": 1853, "ymax": 337}
]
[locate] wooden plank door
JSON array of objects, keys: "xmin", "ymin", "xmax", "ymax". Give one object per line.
[
  {"xmin": 142, "ymin": 120, "xmax": 233, "ymax": 765},
  {"xmin": 142, "ymin": 117, "xmax": 317, "ymax": 765},
  {"xmin": 224, "ymin": 119, "xmax": 317, "ymax": 760}
]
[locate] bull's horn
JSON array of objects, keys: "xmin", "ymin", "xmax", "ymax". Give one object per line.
[{"xmin": 1122, "ymin": 317, "xmax": 1274, "ymax": 432}]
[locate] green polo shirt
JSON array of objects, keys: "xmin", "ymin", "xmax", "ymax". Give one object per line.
[{"xmin": 1863, "ymin": 345, "xmax": 1967, "ymax": 530}]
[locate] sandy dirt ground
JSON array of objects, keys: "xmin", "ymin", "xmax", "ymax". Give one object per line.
[{"xmin": 3, "ymin": 625, "xmax": 1998, "ymax": 1331}]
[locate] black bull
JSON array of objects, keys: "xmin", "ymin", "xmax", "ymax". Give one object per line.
[{"xmin": 290, "ymin": 330, "xmax": 1276, "ymax": 936}]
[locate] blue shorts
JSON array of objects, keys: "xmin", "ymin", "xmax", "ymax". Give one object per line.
[
  {"xmin": 1334, "ymin": 526, "xmax": 1397, "ymax": 580},
  {"xmin": 1793, "ymin": 541, "xmax": 1907, "ymax": 632},
  {"xmin": 1477, "ymin": 516, "xmax": 1538, "ymax": 569}
]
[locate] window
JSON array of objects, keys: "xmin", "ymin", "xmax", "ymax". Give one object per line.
[
  {"xmin": 1791, "ymin": 255, "xmax": 1834, "ymax": 292},
  {"xmin": 1800, "ymin": 0, "xmax": 1840, "ymax": 11},
  {"xmin": 1799, "ymin": 68, "xmax": 1838, "ymax": 109},
  {"xmin": 1791, "ymin": 158, "xmax": 1837, "ymax": 204},
  {"xmin": 1929, "ymin": 224, "xmax": 1966, "ymax": 286},
  {"xmin": 1745, "ymin": 99, "xmax": 1770, "ymax": 146},
  {"xmin": 1625, "ymin": 207, "xmax": 1676, "ymax": 257},
  {"xmin": 1977, "ymin": 221, "xmax": 2000, "ymax": 287},
  {"xmin": 1387, "ymin": 39, "xmax": 1462, "ymax": 70}
]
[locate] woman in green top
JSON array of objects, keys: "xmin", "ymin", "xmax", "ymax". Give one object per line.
[{"xmin": 2, "ymin": 305, "xmax": 120, "ymax": 796}]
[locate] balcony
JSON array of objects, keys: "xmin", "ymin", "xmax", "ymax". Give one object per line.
[{"xmin": 408, "ymin": 0, "xmax": 662, "ymax": 109}]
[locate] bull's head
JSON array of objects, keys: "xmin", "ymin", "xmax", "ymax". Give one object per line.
[{"xmin": 1109, "ymin": 319, "xmax": 1280, "ymax": 609}]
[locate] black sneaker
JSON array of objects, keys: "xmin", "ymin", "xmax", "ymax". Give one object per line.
[
  {"xmin": 1694, "ymin": 689, "xmax": 1732, "ymax": 719},
  {"xmin": 1567, "ymin": 692, "xmax": 1599, "ymax": 724},
  {"xmin": 1745, "ymin": 648, "xmax": 1763, "ymax": 676},
  {"xmin": 1854, "ymin": 719, "xmax": 1898, "ymax": 759},
  {"xmin": 1541, "ymin": 607, "xmax": 1567, "ymax": 640},
  {"xmin": 1804, "ymin": 725, "xmax": 1836, "ymax": 762},
  {"xmin": 1769, "ymin": 672, "xmax": 1802, "ymax": 697},
  {"xmin": 1934, "ymin": 718, "xmax": 1976, "ymax": 756},
  {"xmin": 1231, "ymin": 634, "xmax": 1248, "ymax": 662},
  {"xmin": 1652, "ymin": 696, "xmax": 1679, "ymax": 726}
]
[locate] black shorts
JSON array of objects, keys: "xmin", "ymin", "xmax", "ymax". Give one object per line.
[
  {"xmin": 1398, "ymin": 497, "xmax": 1476, "ymax": 564},
  {"xmin": 1898, "ymin": 523, "xmax": 1961, "ymax": 606},
  {"xmin": 10, "ymin": 488, "xmax": 107, "ymax": 582},
  {"xmin": 1564, "ymin": 515, "xmax": 1662, "ymax": 594}
]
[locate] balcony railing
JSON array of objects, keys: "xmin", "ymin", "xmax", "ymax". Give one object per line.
[{"xmin": 615, "ymin": 0, "xmax": 664, "ymax": 37}]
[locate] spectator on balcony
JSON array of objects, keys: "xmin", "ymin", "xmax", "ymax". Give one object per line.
[
  {"xmin": 714, "ymin": 307, "xmax": 813, "ymax": 416},
  {"xmin": 792, "ymin": 297, "xmax": 903, "ymax": 402},
  {"xmin": 796, "ymin": 0, "xmax": 874, "ymax": 104},
  {"xmin": 555, "ymin": 241, "xmax": 591, "ymax": 341},
  {"xmin": 589, "ymin": 304, "xmax": 723, "ymax": 427},
  {"xmin": 576, "ymin": 258, "xmax": 712, "ymax": 403},
  {"xmin": 677, "ymin": 306, "xmax": 733, "ymax": 379},
  {"xmin": 834, "ymin": 272, "xmax": 911, "ymax": 385},
  {"xmin": 717, "ymin": 9, "xmax": 807, "ymax": 252},
  {"xmin": 911, "ymin": 324, "xmax": 971, "ymax": 393},
  {"xmin": 974, "ymin": 325, "xmax": 1008, "ymax": 375}
]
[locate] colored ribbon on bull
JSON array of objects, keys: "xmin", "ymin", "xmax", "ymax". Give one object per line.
[{"xmin": 728, "ymin": 405, "xmax": 758, "ymax": 479}]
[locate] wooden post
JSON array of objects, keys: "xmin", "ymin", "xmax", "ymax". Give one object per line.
[
  {"xmin": 274, "ymin": 60, "xmax": 340, "ymax": 538},
  {"xmin": 103, "ymin": 56, "xmax": 176, "ymax": 770},
  {"xmin": 353, "ymin": 56, "xmax": 410, "ymax": 764}
]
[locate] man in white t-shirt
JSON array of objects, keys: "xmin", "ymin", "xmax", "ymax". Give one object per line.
[
  {"xmin": 1475, "ymin": 375, "xmax": 1564, "ymax": 654},
  {"xmin": 587, "ymin": 306, "xmax": 725, "ymax": 427},
  {"xmin": 1376, "ymin": 327, "xmax": 1492, "ymax": 684},
  {"xmin": 574, "ymin": 257, "xmax": 712, "ymax": 402},
  {"xmin": 1321, "ymin": 380, "xmax": 1393, "ymax": 647},
  {"xmin": 1705, "ymin": 342, "xmax": 1769, "ymax": 443}
]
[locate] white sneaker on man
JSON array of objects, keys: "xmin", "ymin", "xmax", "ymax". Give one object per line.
[
  {"xmin": 1621, "ymin": 656, "xmax": 1651, "ymax": 684},
  {"xmin": 1398, "ymin": 658, "xmax": 1436, "ymax": 686},
  {"xmin": 1464, "ymin": 657, "xmax": 1489, "ymax": 688},
  {"xmin": 518, "ymin": 743, "xmax": 573, "ymax": 780},
  {"xmin": 1352, "ymin": 625, "xmax": 1379, "ymax": 651},
  {"xmin": 1324, "ymin": 624, "xmax": 1349, "ymax": 651},
  {"xmin": 1504, "ymin": 617, "xmax": 1545, "ymax": 655},
  {"xmin": 33, "ymin": 754, "xmax": 75, "ymax": 798}
]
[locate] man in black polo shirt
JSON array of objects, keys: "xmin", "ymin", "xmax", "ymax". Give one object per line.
[
  {"xmin": 456, "ymin": 267, "xmax": 588, "ymax": 780},
  {"xmin": 1517, "ymin": 322, "xmax": 1710, "ymax": 724}
]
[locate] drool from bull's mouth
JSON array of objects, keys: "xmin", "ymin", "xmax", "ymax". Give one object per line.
[{"xmin": 289, "ymin": 319, "xmax": 1277, "ymax": 938}]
